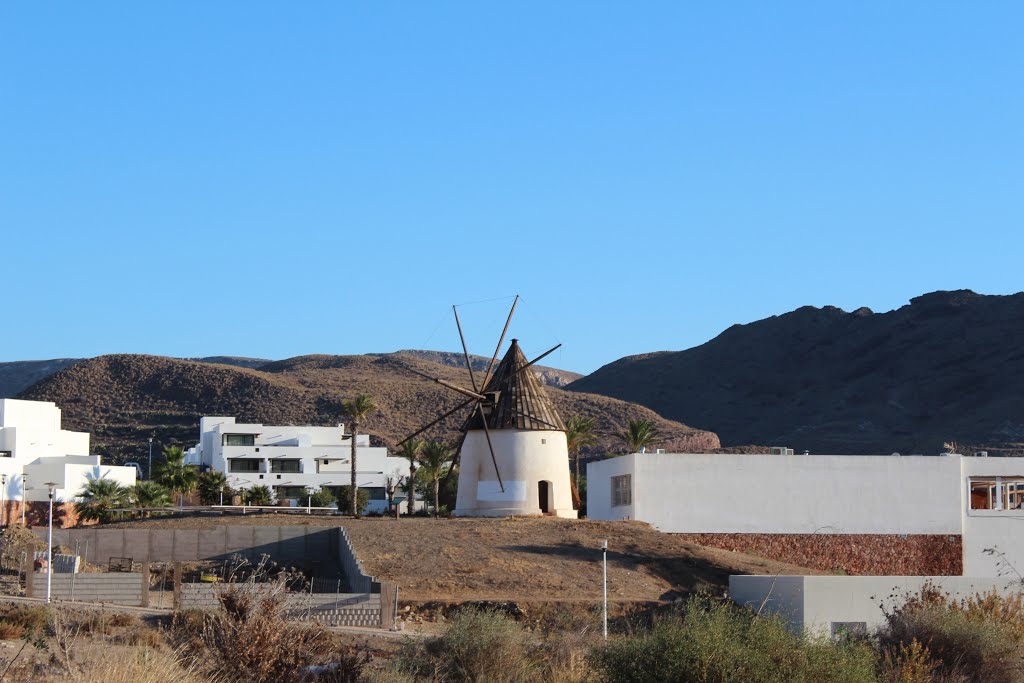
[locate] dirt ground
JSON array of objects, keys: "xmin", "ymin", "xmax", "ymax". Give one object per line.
[{"xmin": 114, "ymin": 515, "xmax": 821, "ymax": 601}]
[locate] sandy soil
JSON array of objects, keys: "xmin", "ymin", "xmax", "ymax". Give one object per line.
[{"xmin": 114, "ymin": 515, "xmax": 822, "ymax": 601}]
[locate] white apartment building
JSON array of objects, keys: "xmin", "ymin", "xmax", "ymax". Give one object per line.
[
  {"xmin": 0, "ymin": 398, "xmax": 136, "ymax": 505},
  {"xmin": 185, "ymin": 417, "xmax": 411, "ymax": 513},
  {"xmin": 588, "ymin": 450, "xmax": 1024, "ymax": 577}
]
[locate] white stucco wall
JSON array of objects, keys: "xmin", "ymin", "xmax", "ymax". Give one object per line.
[
  {"xmin": 961, "ymin": 458, "xmax": 1024, "ymax": 577},
  {"xmin": 588, "ymin": 453, "xmax": 963, "ymax": 534},
  {"xmin": 731, "ymin": 575, "xmax": 1024, "ymax": 635},
  {"xmin": 455, "ymin": 429, "xmax": 576, "ymax": 518}
]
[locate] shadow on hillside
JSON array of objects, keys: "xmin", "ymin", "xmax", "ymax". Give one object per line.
[{"xmin": 500, "ymin": 542, "xmax": 740, "ymax": 600}]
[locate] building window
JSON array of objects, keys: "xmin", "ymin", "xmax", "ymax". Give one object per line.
[
  {"xmin": 970, "ymin": 477, "xmax": 1024, "ymax": 510},
  {"xmin": 275, "ymin": 486, "xmax": 305, "ymax": 499},
  {"xmin": 0, "ymin": 451, "xmax": 11, "ymax": 458},
  {"xmin": 224, "ymin": 434, "xmax": 255, "ymax": 447},
  {"xmin": 270, "ymin": 460, "xmax": 302, "ymax": 474},
  {"xmin": 365, "ymin": 487, "xmax": 386, "ymax": 501},
  {"xmin": 229, "ymin": 459, "xmax": 261, "ymax": 473},
  {"xmin": 611, "ymin": 474, "xmax": 632, "ymax": 507}
]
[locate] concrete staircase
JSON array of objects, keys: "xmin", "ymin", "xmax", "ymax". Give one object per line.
[{"xmin": 286, "ymin": 594, "xmax": 382, "ymax": 628}]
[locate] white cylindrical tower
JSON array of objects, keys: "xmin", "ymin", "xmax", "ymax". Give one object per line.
[{"xmin": 454, "ymin": 340, "xmax": 577, "ymax": 518}]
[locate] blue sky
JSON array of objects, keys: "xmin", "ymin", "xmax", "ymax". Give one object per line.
[{"xmin": 1, "ymin": 3, "xmax": 1020, "ymax": 373}]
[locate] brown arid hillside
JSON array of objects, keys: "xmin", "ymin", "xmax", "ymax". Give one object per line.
[
  {"xmin": 114, "ymin": 515, "xmax": 819, "ymax": 601},
  {"xmin": 569, "ymin": 290, "xmax": 1024, "ymax": 456},
  {"xmin": 18, "ymin": 352, "xmax": 719, "ymax": 463}
]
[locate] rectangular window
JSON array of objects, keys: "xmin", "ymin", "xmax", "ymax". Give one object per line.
[
  {"xmin": 0, "ymin": 451, "xmax": 11, "ymax": 458},
  {"xmin": 611, "ymin": 474, "xmax": 632, "ymax": 507},
  {"xmin": 275, "ymin": 486, "xmax": 306, "ymax": 499},
  {"xmin": 270, "ymin": 460, "xmax": 302, "ymax": 474},
  {"xmin": 224, "ymin": 434, "xmax": 255, "ymax": 447},
  {"xmin": 228, "ymin": 459, "xmax": 261, "ymax": 473},
  {"xmin": 365, "ymin": 487, "xmax": 386, "ymax": 501},
  {"xmin": 970, "ymin": 477, "xmax": 1024, "ymax": 510}
]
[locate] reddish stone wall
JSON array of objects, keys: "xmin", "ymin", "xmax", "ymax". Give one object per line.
[
  {"xmin": 0, "ymin": 501, "xmax": 89, "ymax": 528},
  {"xmin": 676, "ymin": 533, "xmax": 963, "ymax": 576}
]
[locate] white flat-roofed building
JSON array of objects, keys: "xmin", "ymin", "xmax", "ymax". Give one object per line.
[
  {"xmin": 588, "ymin": 450, "xmax": 1024, "ymax": 577},
  {"xmin": 0, "ymin": 398, "xmax": 136, "ymax": 507},
  {"xmin": 185, "ymin": 417, "xmax": 411, "ymax": 513}
]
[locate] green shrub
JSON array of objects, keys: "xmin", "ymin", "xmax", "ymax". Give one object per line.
[
  {"xmin": 335, "ymin": 486, "xmax": 369, "ymax": 516},
  {"xmin": 392, "ymin": 608, "xmax": 540, "ymax": 682},
  {"xmin": 590, "ymin": 594, "xmax": 877, "ymax": 683}
]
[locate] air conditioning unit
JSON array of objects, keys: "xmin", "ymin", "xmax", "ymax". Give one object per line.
[
  {"xmin": 769, "ymin": 447, "xmax": 795, "ymax": 456},
  {"xmin": 655, "ymin": 448, "xmax": 666, "ymax": 454},
  {"xmin": 974, "ymin": 451, "xmax": 989, "ymax": 458}
]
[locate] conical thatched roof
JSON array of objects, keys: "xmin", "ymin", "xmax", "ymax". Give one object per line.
[{"xmin": 463, "ymin": 340, "xmax": 565, "ymax": 431}]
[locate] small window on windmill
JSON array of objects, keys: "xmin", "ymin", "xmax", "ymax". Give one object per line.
[
  {"xmin": 541, "ymin": 439, "xmax": 546, "ymax": 444},
  {"xmin": 611, "ymin": 475, "xmax": 632, "ymax": 507}
]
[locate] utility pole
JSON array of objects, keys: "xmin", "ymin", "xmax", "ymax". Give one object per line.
[{"xmin": 602, "ymin": 539, "xmax": 608, "ymax": 640}]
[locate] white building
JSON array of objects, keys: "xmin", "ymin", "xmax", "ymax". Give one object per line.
[
  {"xmin": 185, "ymin": 417, "xmax": 411, "ymax": 513},
  {"xmin": 588, "ymin": 451, "xmax": 1024, "ymax": 577},
  {"xmin": 0, "ymin": 398, "xmax": 137, "ymax": 506},
  {"xmin": 454, "ymin": 340, "xmax": 576, "ymax": 518}
]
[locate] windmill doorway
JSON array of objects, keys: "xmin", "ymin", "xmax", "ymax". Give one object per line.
[{"xmin": 538, "ymin": 481, "xmax": 554, "ymax": 515}]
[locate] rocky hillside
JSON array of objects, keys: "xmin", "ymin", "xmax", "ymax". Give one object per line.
[
  {"xmin": 569, "ymin": 290, "xmax": 1024, "ymax": 456},
  {"xmin": 17, "ymin": 352, "xmax": 719, "ymax": 463}
]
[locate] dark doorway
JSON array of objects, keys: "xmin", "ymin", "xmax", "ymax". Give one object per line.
[{"xmin": 538, "ymin": 480, "xmax": 553, "ymax": 514}]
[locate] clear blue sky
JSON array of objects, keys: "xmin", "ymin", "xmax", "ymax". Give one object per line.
[{"xmin": 1, "ymin": 3, "xmax": 1021, "ymax": 373}]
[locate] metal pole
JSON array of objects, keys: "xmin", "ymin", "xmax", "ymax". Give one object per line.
[
  {"xmin": 307, "ymin": 494, "xmax": 311, "ymax": 515},
  {"xmin": 220, "ymin": 487, "xmax": 224, "ymax": 506},
  {"xmin": 393, "ymin": 585, "xmax": 400, "ymax": 631},
  {"xmin": 46, "ymin": 489, "xmax": 54, "ymax": 604},
  {"xmin": 602, "ymin": 539, "xmax": 608, "ymax": 640},
  {"xmin": 1, "ymin": 474, "xmax": 7, "ymax": 527},
  {"xmin": 20, "ymin": 476, "xmax": 26, "ymax": 526},
  {"xmin": 148, "ymin": 438, "xmax": 153, "ymax": 480}
]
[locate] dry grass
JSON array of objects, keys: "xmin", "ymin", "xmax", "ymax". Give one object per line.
[{"xmin": 115, "ymin": 515, "xmax": 820, "ymax": 602}]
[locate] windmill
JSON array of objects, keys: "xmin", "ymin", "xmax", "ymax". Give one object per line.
[{"xmin": 397, "ymin": 296, "xmax": 577, "ymax": 517}]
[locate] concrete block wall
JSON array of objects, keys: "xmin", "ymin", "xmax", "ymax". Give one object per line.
[
  {"xmin": 178, "ymin": 583, "xmax": 383, "ymax": 627},
  {"xmin": 29, "ymin": 573, "xmax": 145, "ymax": 606},
  {"xmin": 337, "ymin": 527, "xmax": 375, "ymax": 593}
]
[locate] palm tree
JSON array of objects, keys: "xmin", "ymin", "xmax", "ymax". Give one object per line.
[
  {"xmin": 154, "ymin": 445, "xmax": 199, "ymax": 508},
  {"xmin": 132, "ymin": 481, "xmax": 172, "ymax": 514},
  {"xmin": 243, "ymin": 485, "xmax": 273, "ymax": 506},
  {"xmin": 419, "ymin": 440, "xmax": 453, "ymax": 517},
  {"xmin": 77, "ymin": 479, "xmax": 131, "ymax": 524},
  {"xmin": 342, "ymin": 394, "xmax": 378, "ymax": 518},
  {"xmin": 397, "ymin": 438, "xmax": 423, "ymax": 516},
  {"xmin": 565, "ymin": 415, "xmax": 599, "ymax": 491},
  {"xmin": 197, "ymin": 470, "xmax": 229, "ymax": 505},
  {"xmin": 617, "ymin": 418, "xmax": 660, "ymax": 453}
]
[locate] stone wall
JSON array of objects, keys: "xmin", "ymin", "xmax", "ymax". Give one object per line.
[
  {"xmin": 2, "ymin": 501, "xmax": 89, "ymax": 528},
  {"xmin": 677, "ymin": 533, "xmax": 963, "ymax": 576},
  {"xmin": 28, "ymin": 572, "xmax": 147, "ymax": 606}
]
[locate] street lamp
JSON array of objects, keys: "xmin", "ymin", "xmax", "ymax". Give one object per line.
[
  {"xmin": 148, "ymin": 437, "xmax": 154, "ymax": 480},
  {"xmin": 219, "ymin": 485, "xmax": 225, "ymax": 507},
  {"xmin": 45, "ymin": 482, "xmax": 58, "ymax": 604},
  {"xmin": 601, "ymin": 539, "xmax": 608, "ymax": 640},
  {"xmin": 20, "ymin": 475, "xmax": 27, "ymax": 526},
  {"xmin": 0, "ymin": 474, "xmax": 6, "ymax": 527}
]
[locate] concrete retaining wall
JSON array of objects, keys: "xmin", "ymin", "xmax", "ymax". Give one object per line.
[
  {"xmin": 36, "ymin": 526, "xmax": 341, "ymax": 576},
  {"xmin": 29, "ymin": 572, "xmax": 146, "ymax": 606},
  {"xmin": 337, "ymin": 527, "xmax": 375, "ymax": 593},
  {"xmin": 178, "ymin": 583, "xmax": 383, "ymax": 627}
]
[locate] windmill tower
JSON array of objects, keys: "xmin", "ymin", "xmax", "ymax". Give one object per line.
[{"xmin": 397, "ymin": 297, "xmax": 578, "ymax": 518}]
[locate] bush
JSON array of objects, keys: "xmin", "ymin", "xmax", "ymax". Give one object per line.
[
  {"xmin": 335, "ymin": 486, "xmax": 369, "ymax": 516},
  {"xmin": 0, "ymin": 604, "xmax": 49, "ymax": 639},
  {"xmin": 392, "ymin": 608, "xmax": 540, "ymax": 682},
  {"xmin": 309, "ymin": 487, "xmax": 336, "ymax": 508},
  {"xmin": 242, "ymin": 485, "xmax": 273, "ymax": 506},
  {"xmin": 877, "ymin": 585, "xmax": 1024, "ymax": 683},
  {"xmin": 590, "ymin": 594, "xmax": 877, "ymax": 683}
]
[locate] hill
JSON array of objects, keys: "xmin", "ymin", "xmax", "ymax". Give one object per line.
[
  {"xmin": 17, "ymin": 352, "xmax": 719, "ymax": 463},
  {"xmin": 113, "ymin": 515, "xmax": 819, "ymax": 601},
  {"xmin": 568, "ymin": 290, "xmax": 1024, "ymax": 455}
]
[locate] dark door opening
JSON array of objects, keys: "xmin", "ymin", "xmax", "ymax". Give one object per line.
[{"xmin": 538, "ymin": 480, "xmax": 553, "ymax": 514}]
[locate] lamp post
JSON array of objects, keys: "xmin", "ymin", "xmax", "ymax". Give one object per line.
[
  {"xmin": 21, "ymin": 475, "xmax": 26, "ymax": 526},
  {"xmin": 148, "ymin": 437, "xmax": 154, "ymax": 480},
  {"xmin": 306, "ymin": 486, "xmax": 314, "ymax": 515},
  {"xmin": 45, "ymin": 482, "xmax": 57, "ymax": 604},
  {"xmin": 219, "ymin": 485, "xmax": 225, "ymax": 507},
  {"xmin": 0, "ymin": 474, "xmax": 6, "ymax": 527},
  {"xmin": 601, "ymin": 539, "xmax": 608, "ymax": 640}
]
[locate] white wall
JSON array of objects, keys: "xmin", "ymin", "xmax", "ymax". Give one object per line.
[
  {"xmin": 731, "ymin": 575, "xmax": 1024, "ymax": 635},
  {"xmin": 455, "ymin": 429, "xmax": 576, "ymax": 518},
  {"xmin": 961, "ymin": 458, "xmax": 1024, "ymax": 577},
  {"xmin": 589, "ymin": 453, "xmax": 963, "ymax": 535}
]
